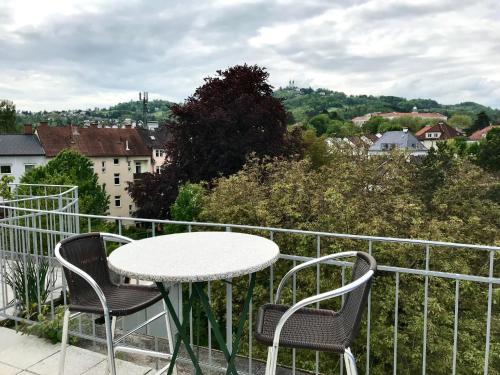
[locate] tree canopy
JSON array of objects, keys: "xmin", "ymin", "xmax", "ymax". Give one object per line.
[
  {"xmin": 128, "ymin": 64, "xmax": 302, "ymax": 218},
  {"xmin": 476, "ymin": 127, "xmax": 500, "ymax": 172},
  {"xmin": 20, "ymin": 149, "xmax": 109, "ymax": 215},
  {"xmin": 0, "ymin": 100, "xmax": 17, "ymax": 134}
]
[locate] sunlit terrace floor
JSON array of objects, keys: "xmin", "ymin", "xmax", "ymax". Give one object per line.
[{"xmin": 0, "ymin": 327, "xmax": 153, "ymax": 375}]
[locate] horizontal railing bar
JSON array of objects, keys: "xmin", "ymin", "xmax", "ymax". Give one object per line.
[
  {"xmin": 1, "ymin": 205, "xmax": 499, "ymax": 252},
  {"xmin": 278, "ymin": 254, "xmax": 500, "ymax": 284}
]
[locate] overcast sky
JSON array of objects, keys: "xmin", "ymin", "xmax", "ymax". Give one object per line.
[{"xmin": 1, "ymin": 0, "xmax": 499, "ymax": 111}]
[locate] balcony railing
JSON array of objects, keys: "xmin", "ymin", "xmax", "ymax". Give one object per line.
[{"xmin": 0, "ymin": 184, "xmax": 498, "ymax": 374}]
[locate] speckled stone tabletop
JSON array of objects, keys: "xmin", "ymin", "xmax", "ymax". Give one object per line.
[{"xmin": 108, "ymin": 231, "xmax": 280, "ymax": 282}]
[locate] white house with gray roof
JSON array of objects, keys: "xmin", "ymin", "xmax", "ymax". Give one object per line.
[
  {"xmin": 0, "ymin": 125, "xmax": 46, "ymax": 184},
  {"xmin": 368, "ymin": 130, "xmax": 428, "ymax": 156}
]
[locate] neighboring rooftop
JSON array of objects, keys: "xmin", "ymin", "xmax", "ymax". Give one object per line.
[
  {"xmin": 415, "ymin": 121, "xmax": 464, "ymax": 141},
  {"xmin": 36, "ymin": 123, "xmax": 150, "ymax": 157},
  {"xmin": 0, "ymin": 134, "xmax": 45, "ymax": 156},
  {"xmin": 369, "ymin": 130, "xmax": 428, "ymax": 153},
  {"xmin": 468, "ymin": 125, "xmax": 500, "ymax": 141},
  {"xmin": 137, "ymin": 124, "xmax": 172, "ymax": 149}
]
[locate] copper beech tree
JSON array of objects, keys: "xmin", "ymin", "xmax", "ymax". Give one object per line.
[{"xmin": 128, "ymin": 64, "xmax": 302, "ymax": 218}]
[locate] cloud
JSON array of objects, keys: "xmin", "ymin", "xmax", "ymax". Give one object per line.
[{"xmin": 0, "ymin": 0, "xmax": 499, "ymax": 111}]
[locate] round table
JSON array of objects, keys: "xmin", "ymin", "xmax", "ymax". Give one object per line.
[{"xmin": 108, "ymin": 231, "xmax": 279, "ymax": 375}]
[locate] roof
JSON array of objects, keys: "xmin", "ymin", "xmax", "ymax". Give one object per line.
[
  {"xmin": 369, "ymin": 131, "xmax": 428, "ymax": 152},
  {"xmin": 379, "ymin": 112, "xmax": 447, "ymax": 119},
  {"xmin": 0, "ymin": 134, "xmax": 45, "ymax": 156},
  {"xmin": 136, "ymin": 125, "xmax": 172, "ymax": 149},
  {"xmin": 468, "ymin": 125, "xmax": 500, "ymax": 141},
  {"xmin": 36, "ymin": 124, "xmax": 150, "ymax": 157},
  {"xmin": 415, "ymin": 121, "xmax": 464, "ymax": 141}
]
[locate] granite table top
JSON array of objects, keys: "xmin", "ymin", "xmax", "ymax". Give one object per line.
[{"xmin": 108, "ymin": 231, "xmax": 280, "ymax": 282}]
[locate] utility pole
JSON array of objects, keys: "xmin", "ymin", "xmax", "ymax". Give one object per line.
[{"xmin": 139, "ymin": 91, "xmax": 148, "ymax": 128}]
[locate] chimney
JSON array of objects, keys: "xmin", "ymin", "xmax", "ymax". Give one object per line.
[
  {"xmin": 90, "ymin": 121, "xmax": 98, "ymax": 128},
  {"xmin": 403, "ymin": 127, "xmax": 409, "ymax": 133},
  {"xmin": 125, "ymin": 140, "xmax": 130, "ymax": 151},
  {"xmin": 24, "ymin": 124, "xmax": 33, "ymax": 134}
]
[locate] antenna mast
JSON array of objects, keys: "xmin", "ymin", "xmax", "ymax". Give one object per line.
[{"xmin": 139, "ymin": 91, "xmax": 148, "ymax": 128}]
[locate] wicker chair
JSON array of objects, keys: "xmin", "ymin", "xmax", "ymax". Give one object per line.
[
  {"xmin": 255, "ymin": 251, "xmax": 376, "ymax": 375},
  {"xmin": 55, "ymin": 233, "xmax": 175, "ymax": 375}
]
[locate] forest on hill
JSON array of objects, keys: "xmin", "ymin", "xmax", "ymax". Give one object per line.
[
  {"xmin": 13, "ymin": 87, "xmax": 500, "ymax": 127},
  {"xmin": 275, "ymin": 86, "xmax": 500, "ymax": 124}
]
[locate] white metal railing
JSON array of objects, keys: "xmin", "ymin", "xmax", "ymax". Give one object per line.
[{"xmin": 0, "ymin": 197, "xmax": 498, "ymax": 374}]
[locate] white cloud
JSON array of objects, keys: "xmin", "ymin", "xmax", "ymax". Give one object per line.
[{"xmin": 0, "ymin": 0, "xmax": 499, "ymax": 111}]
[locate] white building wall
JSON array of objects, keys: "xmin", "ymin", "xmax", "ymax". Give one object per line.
[{"xmin": 0, "ymin": 155, "xmax": 46, "ymax": 184}]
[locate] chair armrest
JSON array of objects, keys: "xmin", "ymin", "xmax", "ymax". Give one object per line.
[
  {"xmin": 271, "ymin": 269, "xmax": 374, "ymax": 347},
  {"xmin": 275, "ymin": 251, "xmax": 358, "ymax": 304},
  {"xmin": 55, "ymin": 242, "xmax": 110, "ymax": 316},
  {"xmin": 100, "ymin": 232, "xmax": 135, "ymax": 244}
]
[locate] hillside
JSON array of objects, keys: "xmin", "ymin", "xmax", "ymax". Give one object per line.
[
  {"xmin": 15, "ymin": 88, "xmax": 500, "ymax": 126},
  {"xmin": 275, "ymin": 87, "xmax": 500, "ymax": 124}
]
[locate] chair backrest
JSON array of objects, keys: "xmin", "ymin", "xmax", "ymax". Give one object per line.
[
  {"xmin": 339, "ymin": 251, "xmax": 377, "ymax": 346},
  {"xmin": 57, "ymin": 233, "xmax": 113, "ymax": 305}
]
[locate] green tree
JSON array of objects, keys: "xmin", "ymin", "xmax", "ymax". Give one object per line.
[
  {"xmin": 476, "ymin": 128, "xmax": 500, "ymax": 172},
  {"xmin": 0, "ymin": 100, "xmax": 17, "ymax": 133},
  {"xmin": 362, "ymin": 116, "xmax": 387, "ymax": 134},
  {"xmin": 20, "ymin": 149, "xmax": 109, "ymax": 215},
  {"xmin": 170, "ymin": 183, "xmax": 205, "ymax": 222},
  {"xmin": 0, "ymin": 175, "xmax": 14, "ymax": 200},
  {"xmin": 448, "ymin": 114, "xmax": 472, "ymax": 129},
  {"xmin": 467, "ymin": 111, "xmax": 490, "ymax": 135},
  {"xmin": 200, "ymin": 152, "xmax": 499, "ymax": 375},
  {"xmin": 308, "ymin": 114, "xmax": 331, "ymax": 135}
]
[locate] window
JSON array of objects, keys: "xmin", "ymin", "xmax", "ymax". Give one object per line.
[
  {"xmin": 114, "ymin": 173, "xmax": 120, "ymax": 185},
  {"xmin": 24, "ymin": 164, "xmax": 35, "ymax": 172},
  {"xmin": 127, "ymin": 161, "xmax": 131, "ymax": 171},
  {"xmin": 155, "ymin": 166, "xmax": 161, "ymax": 174},
  {"xmin": 0, "ymin": 165, "xmax": 11, "ymax": 174},
  {"xmin": 155, "ymin": 149, "xmax": 164, "ymax": 157},
  {"xmin": 114, "ymin": 196, "xmax": 121, "ymax": 207},
  {"xmin": 135, "ymin": 161, "xmax": 142, "ymax": 174},
  {"xmin": 113, "ymin": 158, "xmax": 119, "ymax": 165},
  {"xmin": 101, "ymin": 161, "xmax": 106, "ymax": 172}
]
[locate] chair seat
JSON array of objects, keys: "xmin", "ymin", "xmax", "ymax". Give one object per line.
[
  {"xmin": 69, "ymin": 284, "xmax": 162, "ymax": 317},
  {"xmin": 255, "ymin": 304, "xmax": 350, "ymax": 353}
]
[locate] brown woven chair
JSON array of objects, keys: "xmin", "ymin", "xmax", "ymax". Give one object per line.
[
  {"xmin": 255, "ymin": 251, "xmax": 376, "ymax": 375},
  {"xmin": 55, "ymin": 233, "xmax": 175, "ymax": 375}
]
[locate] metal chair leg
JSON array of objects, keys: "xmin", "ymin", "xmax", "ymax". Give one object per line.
[
  {"xmin": 163, "ymin": 300, "xmax": 177, "ymax": 375},
  {"xmin": 344, "ymin": 348, "xmax": 358, "ymax": 375},
  {"xmin": 104, "ymin": 313, "xmax": 117, "ymax": 375},
  {"xmin": 106, "ymin": 316, "xmax": 117, "ymax": 375},
  {"xmin": 58, "ymin": 308, "xmax": 70, "ymax": 375},
  {"xmin": 265, "ymin": 345, "xmax": 279, "ymax": 375}
]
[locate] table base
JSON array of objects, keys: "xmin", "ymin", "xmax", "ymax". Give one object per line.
[{"xmin": 157, "ymin": 273, "xmax": 256, "ymax": 375}]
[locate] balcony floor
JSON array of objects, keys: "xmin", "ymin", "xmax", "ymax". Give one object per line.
[{"xmin": 0, "ymin": 327, "xmax": 153, "ymax": 374}]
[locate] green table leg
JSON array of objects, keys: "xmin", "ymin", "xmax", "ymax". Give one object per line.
[
  {"xmin": 157, "ymin": 283, "xmax": 203, "ymax": 375},
  {"xmin": 193, "ymin": 273, "xmax": 257, "ymax": 375}
]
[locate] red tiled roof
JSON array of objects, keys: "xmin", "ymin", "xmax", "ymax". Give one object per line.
[
  {"xmin": 36, "ymin": 124, "xmax": 150, "ymax": 157},
  {"xmin": 379, "ymin": 112, "xmax": 447, "ymax": 119},
  {"xmin": 468, "ymin": 125, "xmax": 500, "ymax": 141},
  {"xmin": 416, "ymin": 121, "xmax": 464, "ymax": 141}
]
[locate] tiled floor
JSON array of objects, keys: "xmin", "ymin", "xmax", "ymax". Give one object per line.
[{"xmin": 0, "ymin": 327, "xmax": 152, "ymax": 374}]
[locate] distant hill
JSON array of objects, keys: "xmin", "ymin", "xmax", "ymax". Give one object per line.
[
  {"xmin": 275, "ymin": 87, "xmax": 500, "ymax": 124},
  {"xmin": 15, "ymin": 88, "xmax": 500, "ymax": 126},
  {"xmin": 16, "ymin": 99, "xmax": 175, "ymax": 126}
]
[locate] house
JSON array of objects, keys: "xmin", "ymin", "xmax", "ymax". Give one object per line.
[
  {"xmin": 0, "ymin": 125, "xmax": 46, "ymax": 184},
  {"xmin": 368, "ymin": 130, "xmax": 428, "ymax": 156},
  {"xmin": 468, "ymin": 125, "xmax": 500, "ymax": 142},
  {"xmin": 36, "ymin": 123, "xmax": 151, "ymax": 217},
  {"xmin": 327, "ymin": 134, "xmax": 381, "ymax": 155},
  {"xmin": 415, "ymin": 121, "xmax": 464, "ymax": 149},
  {"xmin": 352, "ymin": 107, "xmax": 447, "ymax": 127},
  {"xmin": 137, "ymin": 124, "xmax": 171, "ymax": 173}
]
